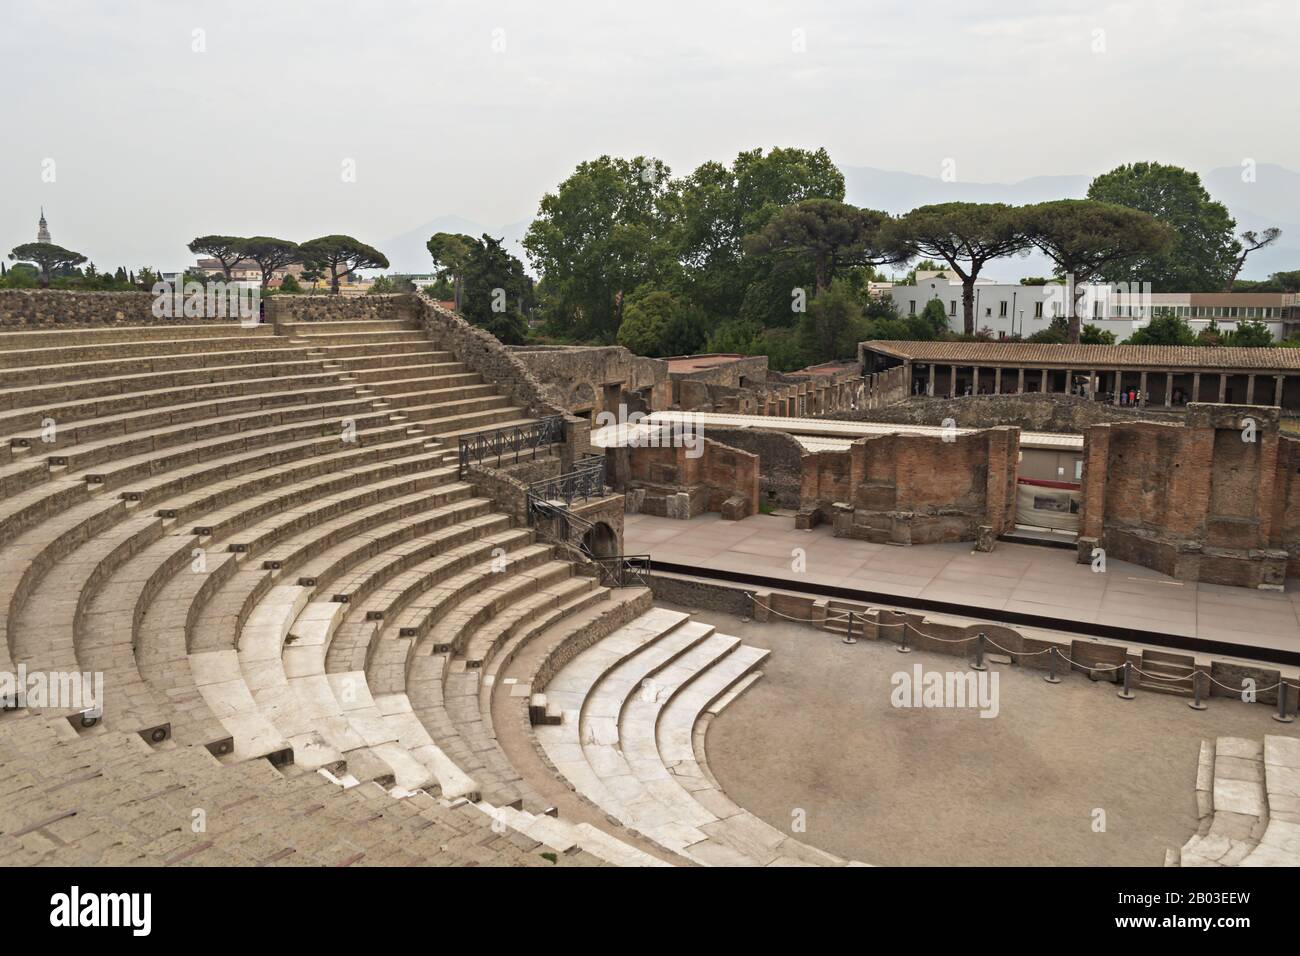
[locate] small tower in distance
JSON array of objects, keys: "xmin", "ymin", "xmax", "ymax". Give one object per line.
[{"xmin": 37, "ymin": 208, "xmax": 51, "ymax": 244}]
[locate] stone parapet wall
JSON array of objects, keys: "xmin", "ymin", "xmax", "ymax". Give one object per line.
[
  {"xmin": 266, "ymin": 294, "xmax": 420, "ymax": 324},
  {"xmin": 414, "ymin": 293, "xmax": 565, "ymax": 421},
  {"xmin": 510, "ymin": 344, "xmax": 670, "ymax": 417},
  {"xmin": 1, "ymin": 289, "xmax": 160, "ymax": 327}
]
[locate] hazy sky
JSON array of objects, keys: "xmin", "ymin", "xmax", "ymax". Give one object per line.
[{"xmin": 3, "ymin": 0, "xmax": 1296, "ymax": 269}]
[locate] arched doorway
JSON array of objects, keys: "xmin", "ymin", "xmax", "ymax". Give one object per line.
[{"xmin": 581, "ymin": 521, "xmax": 618, "ymax": 559}]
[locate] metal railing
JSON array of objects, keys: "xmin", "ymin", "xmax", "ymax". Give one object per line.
[
  {"xmin": 590, "ymin": 554, "xmax": 652, "ymax": 588},
  {"xmin": 525, "ymin": 493, "xmax": 649, "ymax": 589},
  {"xmin": 526, "ymin": 455, "xmax": 606, "ymax": 506},
  {"xmin": 458, "ymin": 415, "xmax": 564, "ymax": 478}
]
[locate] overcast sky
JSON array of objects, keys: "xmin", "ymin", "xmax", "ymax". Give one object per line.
[{"xmin": 3, "ymin": 0, "xmax": 1296, "ymax": 269}]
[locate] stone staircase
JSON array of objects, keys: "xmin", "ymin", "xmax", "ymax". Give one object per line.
[
  {"xmin": 531, "ymin": 607, "xmax": 865, "ymax": 866},
  {"xmin": 1168, "ymin": 735, "xmax": 1300, "ymax": 866}
]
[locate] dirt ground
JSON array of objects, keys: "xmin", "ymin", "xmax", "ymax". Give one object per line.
[{"xmin": 678, "ymin": 605, "xmax": 1300, "ymax": 867}]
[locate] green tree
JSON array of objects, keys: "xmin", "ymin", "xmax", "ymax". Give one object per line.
[
  {"xmin": 458, "ymin": 234, "xmax": 530, "ymax": 344},
  {"xmin": 523, "ymin": 155, "xmax": 679, "ymax": 340},
  {"xmin": 1086, "ymin": 162, "xmax": 1238, "ymax": 291},
  {"xmin": 1225, "ymin": 320, "xmax": 1274, "ymax": 347},
  {"xmin": 1081, "ymin": 323, "xmax": 1116, "ymax": 345},
  {"xmin": 797, "ymin": 278, "xmax": 866, "ymax": 363},
  {"xmin": 1124, "ymin": 310, "xmax": 1196, "ymax": 346},
  {"xmin": 919, "ymin": 297, "xmax": 950, "ymax": 337},
  {"xmin": 234, "ymin": 237, "xmax": 300, "ymax": 288},
  {"xmin": 186, "ymin": 235, "xmax": 245, "ymax": 279},
  {"xmin": 615, "ymin": 290, "xmax": 705, "ymax": 357},
  {"xmin": 1022, "ymin": 200, "xmax": 1174, "ymax": 342},
  {"xmin": 1225, "ymin": 229, "xmax": 1283, "ymax": 291},
  {"xmin": 426, "ymin": 232, "xmax": 476, "ymax": 309},
  {"xmin": 9, "ymin": 243, "xmax": 88, "ymax": 287},
  {"xmin": 886, "ymin": 203, "xmax": 1029, "ymax": 335},
  {"xmin": 279, "ymin": 272, "xmax": 302, "ymax": 293},
  {"xmin": 744, "ymin": 199, "xmax": 902, "ymax": 295},
  {"xmin": 674, "ymin": 147, "xmax": 844, "ymax": 323},
  {"xmin": 296, "ymin": 236, "xmax": 389, "ymax": 294}
]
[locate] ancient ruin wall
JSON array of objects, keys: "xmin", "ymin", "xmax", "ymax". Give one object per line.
[
  {"xmin": 1077, "ymin": 403, "xmax": 1294, "ymax": 587},
  {"xmin": 800, "ymin": 426, "xmax": 1019, "ymax": 546}
]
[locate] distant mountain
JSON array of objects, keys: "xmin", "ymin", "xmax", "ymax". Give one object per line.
[
  {"xmin": 382, "ymin": 163, "xmax": 1298, "ymax": 283},
  {"xmin": 378, "ymin": 215, "xmax": 532, "ymax": 275}
]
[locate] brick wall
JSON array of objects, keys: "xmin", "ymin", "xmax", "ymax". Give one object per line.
[
  {"xmin": 1078, "ymin": 403, "xmax": 1295, "ymax": 587},
  {"xmin": 618, "ymin": 436, "xmax": 760, "ymax": 520},
  {"xmin": 800, "ymin": 426, "xmax": 1020, "ymax": 545}
]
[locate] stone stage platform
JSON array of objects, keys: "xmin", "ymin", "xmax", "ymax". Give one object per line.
[{"xmin": 625, "ymin": 512, "xmax": 1300, "ymax": 661}]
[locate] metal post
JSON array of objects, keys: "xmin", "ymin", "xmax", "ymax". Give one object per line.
[
  {"xmin": 971, "ymin": 632, "xmax": 986, "ymax": 671},
  {"xmin": 896, "ymin": 621, "xmax": 911, "ymax": 654},
  {"xmin": 1044, "ymin": 646, "xmax": 1060, "ymax": 683},
  {"xmin": 842, "ymin": 610, "xmax": 857, "ymax": 645},
  {"xmin": 1117, "ymin": 661, "xmax": 1135, "ymax": 700},
  {"xmin": 1188, "ymin": 670, "xmax": 1207, "ymax": 711},
  {"xmin": 1274, "ymin": 681, "xmax": 1295, "ymax": 724}
]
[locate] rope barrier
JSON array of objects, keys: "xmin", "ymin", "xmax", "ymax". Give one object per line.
[{"xmin": 744, "ymin": 593, "xmax": 1296, "ymax": 703}]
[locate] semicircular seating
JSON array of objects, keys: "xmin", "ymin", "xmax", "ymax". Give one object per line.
[{"xmin": 0, "ymin": 307, "xmax": 831, "ymax": 867}]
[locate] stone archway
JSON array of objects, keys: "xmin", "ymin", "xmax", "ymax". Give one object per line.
[{"xmin": 581, "ymin": 520, "xmax": 618, "ymax": 559}]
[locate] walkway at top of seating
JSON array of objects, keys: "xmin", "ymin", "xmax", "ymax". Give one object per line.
[
  {"xmin": 625, "ymin": 512, "xmax": 1300, "ymax": 659},
  {"xmin": 590, "ymin": 410, "xmax": 1082, "ymax": 453}
]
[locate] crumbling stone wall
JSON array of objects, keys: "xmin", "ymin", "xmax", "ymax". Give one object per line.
[
  {"xmin": 615, "ymin": 437, "xmax": 760, "ymax": 520},
  {"xmin": 1077, "ymin": 403, "xmax": 1294, "ymax": 587},
  {"xmin": 799, "ymin": 427, "xmax": 1020, "ymax": 547},
  {"xmin": 704, "ymin": 427, "xmax": 805, "ymax": 509},
  {"xmin": 510, "ymin": 344, "xmax": 671, "ymax": 418}
]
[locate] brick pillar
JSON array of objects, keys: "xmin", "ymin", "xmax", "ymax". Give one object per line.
[
  {"xmin": 1192, "ymin": 372, "xmax": 1201, "ymax": 402},
  {"xmin": 1017, "ymin": 367, "xmax": 1025, "ymax": 393},
  {"xmin": 1247, "ymin": 374, "xmax": 1256, "ymax": 405},
  {"xmin": 1218, "ymin": 373, "xmax": 1227, "ymax": 403},
  {"xmin": 1139, "ymin": 371, "xmax": 1148, "ymax": 406},
  {"xmin": 1078, "ymin": 426, "xmax": 1110, "ymax": 540},
  {"xmin": 994, "ymin": 367, "xmax": 1002, "ymax": 394},
  {"xmin": 1165, "ymin": 371, "xmax": 1173, "ymax": 407}
]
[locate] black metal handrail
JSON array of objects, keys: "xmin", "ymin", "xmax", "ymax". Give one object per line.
[
  {"xmin": 590, "ymin": 554, "xmax": 652, "ymax": 588},
  {"xmin": 525, "ymin": 494, "xmax": 649, "ymax": 588},
  {"xmin": 527, "ymin": 456, "xmax": 607, "ymax": 506},
  {"xmin": 458, "ymin": 415, "xmax": 564, "ymax": 478}
]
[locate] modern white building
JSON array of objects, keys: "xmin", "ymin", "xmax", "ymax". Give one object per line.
[{"xmin": 889, "ymin": 275, "xmax": 1298, "ymax": 341}]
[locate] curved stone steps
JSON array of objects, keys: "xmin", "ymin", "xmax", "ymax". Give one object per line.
[
  {"xmin": 652, "ymin": 654, "xmax": 851, "ymax": 866},
  {"xmin": 4, "ymin": 379, "xmax": 366, "ymax": 454},
  {"xmin": 325, "ymin": 529, "xmax": 534, "ymax": 673},
  {"xmin": 0, "ymin": 712, "xmax": 606, "ymax": 868},
  {"xmin": 0, "ymin": 495, "xmax": 126, "ymax": 676},
  {"xmin": 10, "ymin": 511, "xmax": 163, "ymax": 723},
  {"xmin": 1241, "ymin": 736, "xmax": 1300, "ymax": 866},
  {"xmin": 536, "ymin": 616, "xmax": 719, "ymax": 841},
  {"xmin": 0, "ymin": 343, "xmax": 318, "ymax": 389},
  {"xmin": 1178, "ymin": 737, "xmax": 1269, "ymax": 866}
]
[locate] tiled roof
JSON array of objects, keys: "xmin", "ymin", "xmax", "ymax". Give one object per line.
[{"xmin": 862, "ymin": 340, "xmax": 1300, "ymax": 371}]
